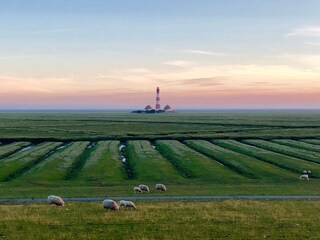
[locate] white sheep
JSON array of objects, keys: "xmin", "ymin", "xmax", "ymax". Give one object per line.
[
  {"xmin": 303, "ymin": 170, "xmax": 307, "ymax": 174},
  {"xmin": 119, "ymin": 200, "xmax": 127, "ymax": 207},
  {"xmin": 103, "ymin": 199, "xmax": 119, "ymax": 211},
  {"xmin": 47, "ymin": 195, "xmax": 65, "ymax": 206},
  {"xmin": 119, "ymin": 200, "xmax": 136, "ymax": 209},
  {"xmin": 155, "ymin": 183, "xmax": 167, "ymax": 192},
  {"xmin": 138, "ymin": 184, "xmax": 150, "ymax": 193},
  {"xmin": 133, "ymin": 186, "xmax": 143, "ymax": 193},
  {"xmin": 299, "ymin": 174, "xmax": 309, "ymax": 181}
]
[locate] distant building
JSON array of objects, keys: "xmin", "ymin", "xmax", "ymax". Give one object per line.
[
  {"xmin": 145, "ymin": 105, "xmax": 153, "ymax": 111},
  {"xmin": 164, "ymin": 104, "xmax": 174, "ymax": 112}
]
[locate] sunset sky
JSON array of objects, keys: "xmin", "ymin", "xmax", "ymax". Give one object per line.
[{"xmin": 1, "ymin": 0, "xmax": 320, "ymax": 109}]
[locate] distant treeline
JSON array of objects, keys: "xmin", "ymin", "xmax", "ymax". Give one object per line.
[{"xmin": 131, "ymin": 109, "xmax": 166, "ymax": 114}]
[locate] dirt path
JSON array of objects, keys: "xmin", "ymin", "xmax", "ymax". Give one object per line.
[{"xmin": 1, "ymin": 195, "xmax": 320, "ymax": 204}]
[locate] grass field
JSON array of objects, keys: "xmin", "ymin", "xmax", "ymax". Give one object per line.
[
  {"xmin": 1, "ymin": 200, "xmax": 320, "ymax": 239},
  {"xmin": 301, "ymin": 139, "xmax": 320, "ymax": 145},
  {"xmin": 124, "ymin": 140, "xmax": 184, "ymax": 183},
  {"xmin": 0, "ymin": 142, "xmax": 62, "ymax": 181},
  {"xmin": 0, "ymin": 141, "xmax": 31, "ymax": 159},
  {"xmin": 0, "ymin": 112, "xmax": 320, "ymax": 240},
  {"xmin": 272, "ymin": 139, "xmax": 320, "ymax": 153},
  {"xmin": 14, "ymin": 142, "xmax": 89, "ymax": 184},
  {"xmin": 243, "ymin": 139, "xmax": 320, "ymax": 164},
  {"xmin": 185, "ymin": 140, "xmax": 297, "ymax": 180},
  {"xmin": 156, "ymin": 140, "xmax": 243, "ymax": 181},
  {"xmin": 0, "ymin": 112, "xmax": 318, "ymax": 198},
  {"xmin": 213, "ymin": 140, "xmax": 320, "ymax": 177},
  {"xmin": 0, "ymin": 111, "xmax": 320, "ymax": 140},
  {"xmin": 77, "ymin": 141, "xmax": 125, "ymax": 184}
]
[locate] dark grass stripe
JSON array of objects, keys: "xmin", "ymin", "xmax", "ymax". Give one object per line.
[
  {"xmin": 213, "ymin": 140, "xmax": 320, "ymax": 177},
  {"xmin": 243, "ymin": 140, "xmax": 320, "ymax": 165},
  {"xmin": 184, "ymin": 140, "xmax": 256, "ymax": 179},
  {"xmin": 1, "ymin": 143, "xmax": 66, "ymax": 182},
  {"xmin": 272, "ymin": 139, "xmax": 320, "ymax": 153},
  {"xmin": 0, "ymin": 143, "xmax": 32, "ymax": 160},
  {"xmin": 121, "ymin": 143, "xmax": 138, "ymax": 180},
  {"xmin": 64, "ymin": 142, "xmax": 96, "ymax": 180},
  {"xmin": 155, "ymin": 141, "xmax": 197, "ymax": 179}
]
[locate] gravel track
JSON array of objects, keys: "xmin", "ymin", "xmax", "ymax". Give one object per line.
[{"xmin": 1, "ymin": 195, "xmax": 320, "ymax": 204}]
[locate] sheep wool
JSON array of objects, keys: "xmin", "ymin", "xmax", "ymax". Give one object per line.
[
  {"xmin": 47, "ymin": 195, "xmax": 65, "ymax": 206},
  {"xmin": 119, "ymin": 200, "xmax": 136, "ymax": 209},
  {"xmin": 299, "ymin": 174, "xmax": 309, "ymax": 181},
  {"xmin": 138, "ymin": 184, "xmax": 150, "ymax": 193},
  {"xmin": 119, "ymin": 200, "xmax": 127, "ymax": 207},
  {"xmin": 155, "ymin": 183, "xmax": 167, "ymax": 192},
  {"xmin": 134, "ymin": 186, "xmax": 143, "ymax": 193},
  {"xmin": 103, "ymin": 199, "xmax": 120, "ymax": 211}
]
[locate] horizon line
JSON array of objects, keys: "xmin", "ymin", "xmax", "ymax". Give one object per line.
[{"xmin": 0, "ymin": 108, "xmax": 320, "ymax": 112}]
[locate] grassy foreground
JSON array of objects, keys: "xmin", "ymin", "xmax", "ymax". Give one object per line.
[{"xmin": 1, "ymin": 200, "xmax": 319, "ymax": 239}]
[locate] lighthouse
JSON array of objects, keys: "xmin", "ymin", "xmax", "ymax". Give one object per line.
[
  {"xmin": 132, "ymin": 86, "xmax": 174, "ymax": 113},
  {"xmin": 156, "ymin": 87, "xmax": 161, "ymax": 110}
]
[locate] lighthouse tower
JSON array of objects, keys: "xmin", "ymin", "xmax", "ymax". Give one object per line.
[{"xmin": 156, "ymin": 87, "xmax": 161, "ymax": 110}]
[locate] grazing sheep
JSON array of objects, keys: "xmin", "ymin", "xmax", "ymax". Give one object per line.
[
  {"xmin": 119, "ymin": 200, "xmax": 127, "ymax": 207},
  {"xmin": 47, "ymin": 195, "xmax": 65, "ymax": 206},
  {"xmin": 134, "ymin": 186, "xmax": 143, "ymax": 193},
  {"xmin": 123, "ymin": 200, "xmax": 136, "ymax": 209},
  {"xmin": 303, "ymin": 170, "xmax": 307, "ymax": 174},
  {"xmin": 103, "ymin": 199, "xmax": 119, "ymax": 211},
  {"xmin": 155, "ymin": 183, "xmax": 167, "ymax": 192},
  {"xmin": 138, "ymin": 184, "xmax": 150, "ymax": 193},
  {"xmin": 308, "ymin": 170, "xmax": 311, "ymax": 174},
  {"xmin": 119, "ymin": 200, "xmax": 136, "ymax": 209},
  {"xmin": 299, "ymin": 174, "xmax": 309, "ymax": 181}
]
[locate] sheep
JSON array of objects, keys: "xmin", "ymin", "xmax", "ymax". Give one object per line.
[
  {"xmin": 133, "ymin": 186, "xmax": 143, "ymax": 193},
  {"xmin": 138, "ymin": 184, "xmax": 150, "ymax": 193},
  {"xmin": 300, "ymin": 170, "xmax": 312, "ymax": 181},
  {"xmin": 155, "ymin": 183, "xmax": 167, "ymax": 192},
  {"xmin": 47, "ymin": 195, "xmax": 65, "ymax": 206},
  {"xmin": 299, "ymin": 174, "xmax": 309, "ymax": 181},
  {"xmin": 103, "ymin": 199, "xmax": 119, "ymax": 211},
  {"xmin": 119, "ymin": 200, "xmax": 127, "ymax": 207},
  {"xmin": 119, "ymin": 200, "xmax": 136, "ymax": 209}
]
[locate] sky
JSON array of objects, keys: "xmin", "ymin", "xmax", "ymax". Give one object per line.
[{"xmin": 1, "ymin": 0, "xmax": 320, "ymax": 109}]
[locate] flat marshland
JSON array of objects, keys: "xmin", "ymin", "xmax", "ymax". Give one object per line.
[
  {"xmin": 1, "ymin": 111, "xmax": 320, "ymax": 140},
  {"xmin": 0, "ymin": 111, "xmax": 319, "ymax": 239},
  {"xmin": 0, "ymin": 111, "xmax": 319, "ymax": 198},
  {"xmin": 1, "ymin": 200, "xmax": 320, "ymax": 239}
]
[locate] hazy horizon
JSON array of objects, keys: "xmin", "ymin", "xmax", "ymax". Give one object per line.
[
  {"xmin": 1, "ymin": 108, "xmax": 320, "ymax": 113},
  {"xmin": 1, "ymin": 0, "xmax": 320, "ymax": 109}
]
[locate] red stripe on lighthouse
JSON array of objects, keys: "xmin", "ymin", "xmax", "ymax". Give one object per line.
[{"xmin": 156, "ymin": 87, "xmax": 160, "ymax": 110}]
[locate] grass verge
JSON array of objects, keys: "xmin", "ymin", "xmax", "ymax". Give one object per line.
[{"xmin": 1, "ymin": 200, "xmax": 320, "ymax": 239}]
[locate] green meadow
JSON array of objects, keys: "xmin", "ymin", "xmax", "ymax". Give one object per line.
[
  {"xmin": 1, "ymin": 200, "xmax": 320, "ymax": 240},
  {"xmin": 0, "ymin": 112, "xmax": 318, "ymax": 198},
  {"xmin": 0, "ymin": 112, "xmax": 319, "ymax": 239}
]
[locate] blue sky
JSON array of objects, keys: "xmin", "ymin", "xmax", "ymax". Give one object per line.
[{"xmin": 1, "ymin": 0, "xmax": 320, "ymax": 109}]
